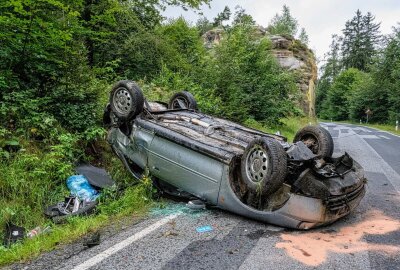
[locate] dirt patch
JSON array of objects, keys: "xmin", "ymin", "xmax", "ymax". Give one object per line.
[{"xmin": 276, "ymin": 210, "xmax": 400, "ymax": 266}]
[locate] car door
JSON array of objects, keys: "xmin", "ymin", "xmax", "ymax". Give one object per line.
[{"xmin": 147, "ymin": 135, "xmax": 223, "ymax": 204}]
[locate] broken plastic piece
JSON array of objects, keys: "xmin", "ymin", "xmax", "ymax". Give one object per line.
[
  {"xmin": 3, "ymin": 223, "xmax": 25, "ymax": 247},
  {"xmin": 27, "ymin": 226, "xmax": 51, "ymax": 238},
  {"xmin": 75, "ymin": 164, "xmax": 115, "ymax": 189},
  {"xmin": 45, "ymin": 196, "xmax": 98, "ymax": 223},
  {"xmin": 196, "ymin": 225, "xmax": 213, "ymax": 233},
  {"xmin": 186, "ymin": 200, "xmax": 206, "ymax": 210},
  {"xmin": 286, "ymin": 141, "xmax": 316, "ymax": 161}
]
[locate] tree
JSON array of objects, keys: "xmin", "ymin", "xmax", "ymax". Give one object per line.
[
  {"xmin": 0, "ymin": 0, "xmax": 211, "ymax": 131},
  {"xmin": 211, "ymin": 24, "xmax": 297, "ymax": 124},
  {"xmin": 316, "ymin": 35, "xmax": 341, "ymax": 117},
  {"xmin": 232, "ymin": 5, "xmax": 255, "ymax": 26},
  {"xmin": 267, "ymin": 5, "xmax": 298, "ymax": 36},
  {"xmin": 346, "ymin": 72, "xmax": 383, "ymax": 122},
  {"xmin": 373, "ymin": 24, "xmax": 400, "ymax": 122},
  {"xmin": 362, "ymin": 12, "xmax": 382, "ymax": 55},
  {"xmin": 196, "ymin": 16, "xmax": 213, "ymax": 35},
  {"xmin": 213, "ymin": 6, "xmax": 231, "ymax": 27},
  {"xmin": 298, "ymin": 28, "xmax": 309, "ymax": 45},
  {"xmin": 341, "ymin": 9, "xmax": 381, "ymax": 71},
  {"xmin": 324, "ymin": 68, "xmax": 364, "ymax": 120}
]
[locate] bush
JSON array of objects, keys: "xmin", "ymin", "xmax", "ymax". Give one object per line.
[{"xmin": 209, "ymin": 24, "xmax": 298, "ymax": 124}]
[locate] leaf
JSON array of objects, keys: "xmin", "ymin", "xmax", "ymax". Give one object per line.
[{"xmin": 4, "ymin": 140, "xmax": 19, "ymax": 146}]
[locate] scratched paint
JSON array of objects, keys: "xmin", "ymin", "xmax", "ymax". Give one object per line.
[{"xmin": 276, "ymin": 210, "xmax": 400, "ymax": 266}]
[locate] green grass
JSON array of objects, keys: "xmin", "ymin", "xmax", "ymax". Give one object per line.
[
  {"xmin": 362, "ymin": 123, "xmax": 400, "ymax": 136},
  {"xmin": 0, "ymin": 134, "xmax": 154, "ymax": 267},
  {"xmin": 0, "ymin": 179, "xmax": 153, "ymax": 267},
  {"xmin": 245, "ymin": 117, "xmax": 317, "ymax": 141}
]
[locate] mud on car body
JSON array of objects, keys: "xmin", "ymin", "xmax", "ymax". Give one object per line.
[{"xmin": 104, "ymin": 80, "xmax": 366, "ymax": 230}]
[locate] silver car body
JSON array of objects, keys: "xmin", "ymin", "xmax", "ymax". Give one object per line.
[{"xmin": 107, "ymin": 108, "xmax": 366, "ymax": 230}]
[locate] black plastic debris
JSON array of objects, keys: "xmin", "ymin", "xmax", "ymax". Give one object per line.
[
  {"xmin": 75, "ymin": 164, "xmax": 115, "ymax": 189},
  {"xmin": 3, "ymin": 223, "xmax": 25, "ymax": 247},
  {"xmin": 83, "ymin": 232, "xmax": 101, "ymax": 248},
  {"xmin": 286, "ymin": 141, "xmax": 317, "ymax": 161},
  {"xmin": 45, "ymin": 196, "xmax": 98, "ymax": 224}
]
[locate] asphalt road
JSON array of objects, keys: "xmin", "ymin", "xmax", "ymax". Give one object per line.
[{"xmin": 11, "ymin": 123, "xmax": 400, "ymax": 270}]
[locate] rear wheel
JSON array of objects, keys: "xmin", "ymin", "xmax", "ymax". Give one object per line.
[
  {"xmin": 109, "ymin": 80, "xmax": 144, "ymax": 121},
  {"xmin": 241, "ymin": 137, "xmax": 287, "ymax": 196},
  {"xmin": 168, "ymin": 91, "xmax": 198, "ymax": 110},
  {"xmin": 293, "ymin": 125, "xmax": 334, "ymax": 158}
]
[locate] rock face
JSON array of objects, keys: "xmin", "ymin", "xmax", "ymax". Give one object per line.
[
  {"xmin": 270, "ymin": 35, "xmax": 317, "ymax": 117},
  {"xmin": 203, "ymin": 30, "xmax": 317, "ymax": 117},
  {"xmin": 203, "ymin": 28, "xmax": 224, "ymax": 49}
]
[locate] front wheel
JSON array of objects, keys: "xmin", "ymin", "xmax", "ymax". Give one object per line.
[
  {"xmin": 241, "ymin": 137, "xmax": 287, "ymax": 196},
  {"xmin": 109, "ymin": 80, "xmax": 144, "ymax": 122},
  {"xmin": 293, "ymin": 125, "xmax": 334, "ymax": 158}
]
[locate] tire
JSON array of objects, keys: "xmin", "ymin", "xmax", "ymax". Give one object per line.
[
  {"xmin": 168, "ymin": 91, "xmax": 198, "ymax": 110},
  {"xmin": 109, "ymin": 80, "xmax": 144, "ymax": 121},
  {"xmin": 241, "ymin": 137, "xmax": 287, "ymax": 196},
  {"xmin": 293, "ymin": 125, "xmax": 334, "ymax": 158}
]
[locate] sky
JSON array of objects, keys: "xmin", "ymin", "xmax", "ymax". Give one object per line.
[{"xmin": 163, "ymin": 0, "xmax": 400, "ymax": 63}]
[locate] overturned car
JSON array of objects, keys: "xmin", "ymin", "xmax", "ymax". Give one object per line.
[{"xmin": 104, "ymin": 80, "xmax": 366, "ymax": 229}]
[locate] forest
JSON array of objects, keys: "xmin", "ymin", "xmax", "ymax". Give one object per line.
[{"xmin": 317, "ymin": 10, "xmax": 400, "ymax": 124}]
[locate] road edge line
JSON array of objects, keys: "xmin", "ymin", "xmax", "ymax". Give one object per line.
[{"xmin": 71, "ymin": 213, "xmax": 180, "ymax": 270}]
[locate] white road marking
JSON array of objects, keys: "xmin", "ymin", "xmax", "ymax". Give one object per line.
[
  {"xmin": 378, "ymin": 135, "xmax": 391, "ymax": 140},
  {"xmin": 337, "ymin": 124, "xmax": 400, "ymax": 194},
  {"xmin": 353, "ymin": 127, "xmax": 372, "ymax": 133},
  {"xmin": 358, "ymin": 135, "xmax": 380, "ymax": 139},
  {"xmin": 71, "ymin": 214, "xmax": 181, "ymax": 270}
]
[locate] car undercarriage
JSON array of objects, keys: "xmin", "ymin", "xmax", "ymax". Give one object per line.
[{"xmin": 104, "ymin": 80, "xmax": 367, "ymax": 229}]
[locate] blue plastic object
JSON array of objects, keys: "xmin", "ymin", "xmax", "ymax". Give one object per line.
[
  {"xmin": 66, "ymin": 175, "xmax": 99, "ymax": 202},
  {"xmin": 196, "ymin": 225, "xmax": 213, "ymax": 233}
]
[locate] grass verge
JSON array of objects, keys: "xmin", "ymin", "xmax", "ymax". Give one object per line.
[
  {"xmin": 0, "ymin": 179, "xmax": 153, "ymax": 267},
  {"xmin": 0, "ymin": 133, "xmax": 154, "ymax": 267},
  {"xmin": 245, "ymin": 117, "xmax": 317, "ymax": 141}
]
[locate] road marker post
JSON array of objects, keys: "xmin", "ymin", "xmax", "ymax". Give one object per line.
[{"xmin": 396, "ymin": 120, "xmax": 399, "ymax": 131}]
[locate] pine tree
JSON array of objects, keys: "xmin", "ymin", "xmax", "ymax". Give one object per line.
[
  {"xmin": 316, "ymin": 35, "xmax": 341, "ymax": 116},
  {"xmin": 324, "ymin": 35, "xmax": 342, "ymax": 81},
  {"xmin": 341, "ymin": 10, "xmax": 380, "ymax": 71},
  {"xmin": 196, "ymin": 17, "xmax": 213, "ymax": 34},
  {"xmin": 232, "ymin": 6, "xmax": 255, "ymax": 26},
  {"xmin": 374, "ymin": 24, "xmax": 400, "ymax": 122},
  {"xmin": 268, "ymin": 5, "xmax": 298, "ymax": 36},
  {"xmin": 213, "ymin": 6, "xmax": 231, "ymax": 27},
  {"xmin": 298, "ymin": 28, "xmax": 309, "ymax": 45},
  {"xmin": 362, "ymin": 12, "xmax": 381, "ymax": 61}
]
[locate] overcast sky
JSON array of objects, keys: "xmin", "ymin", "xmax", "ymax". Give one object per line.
[{"xmin": 163, "ymin": 0, "xmax": 400, "ymax": 62}]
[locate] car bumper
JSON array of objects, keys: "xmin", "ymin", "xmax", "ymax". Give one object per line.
[
  {"xmin": 217, "ymin": 164, "xmax": 366, "ymax": 230},
  {"xmin": 277, "ymin": 184, "xmax": 366, "ymax": 229}
]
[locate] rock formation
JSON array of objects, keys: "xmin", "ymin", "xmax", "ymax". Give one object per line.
[{"xmin": 202, "ymin": 29, "xmax": 317, "ymax": 117}]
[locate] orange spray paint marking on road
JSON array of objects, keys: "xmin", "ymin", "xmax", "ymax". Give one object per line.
[{"xmin": 275, "ymin": 211, "xmax": 400, "ymax": 266}]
